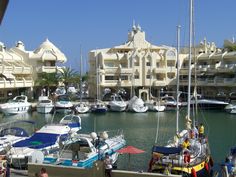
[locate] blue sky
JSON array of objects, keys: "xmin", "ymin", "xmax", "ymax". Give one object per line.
[{"xmin": 1, "ymin": 0, "xmax": 236, "ymax": 72}]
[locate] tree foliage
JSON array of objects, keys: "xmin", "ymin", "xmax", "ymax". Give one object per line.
[{"xmin": 224, "ymin": 43, "xmax": 236, "ymax": 52}]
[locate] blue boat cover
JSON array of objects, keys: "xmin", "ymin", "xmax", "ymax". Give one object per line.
[
  {"xmin": 12, "ymin": 132, "xmax": 61, "ymax": 149},
  {"xmin": 152, "ymin": 146, "xmax": 182, "ymax": 155},
  {"xmin": 0, "ymin": 127, "xmax": 29, "ymax": 137},
  {"xmin": 68, "ymin": 122, "xmax": 81, "ymax": 129}
]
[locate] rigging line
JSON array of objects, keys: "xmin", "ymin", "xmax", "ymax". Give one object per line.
[
  {"xmin": 154, "ymin": 114, "xmax": 159, "ymax": 144},
  {"xmin": 154, "ymin": 93, "xmax": 161, "ymax": 144}
]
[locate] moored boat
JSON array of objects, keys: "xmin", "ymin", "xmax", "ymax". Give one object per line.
[
  {"xmin": 145, "ymin": 99, "xmax": 166, "ymax": 112},
  {"xmin": 108, "ymin": 94, "xmax": 127, "ymax": 112},
  {"xmin": 225, "ymin": 100, "xmax": 236, "ymax": 114},
  {"xmin": 54, "ymin": 95, "xmax": 73, "ymax": 113},
  {"xmin": 0, "ymin": 95, "xmax": 31, "ymax": 115},
  {"xmin": 42, "ymin": 130, "xmax": 126, "ymax": 168},
  {"xmin": 36, "ymin": 96, "xmax": 54, "ymax": 114},
  {"xmin": 127, "ymin": 96, "xmax": 148, "ymax": 113},
  {"xmin": 149, "ymin": 3, "xmax": 213, "ymax": 176},
  {"xmin": 7, "ymin": 114, "xmax": 81, "ymax": 169},
  {"xmin": 221, "ymin": 146, "xmax": 236, "ymax": 177},
  {"xmin": 91, "ymin": 100, "xmax": 108, "ymax": 113},
  {"xmin": 0, "ymin": 120, "xmax": 35, "ymax": 155}
]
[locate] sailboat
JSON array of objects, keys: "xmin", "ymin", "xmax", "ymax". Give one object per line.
[
  {"xmin": 74, "ymin": 47, "xmax": 90, "ymax": 114},
  {"xmin": 91, "ymin": 50, "xmax": 108, "ymax": 113},
  {"xmin": 148, "ymin": 2, "xmax": 213, "ymax": 176}
]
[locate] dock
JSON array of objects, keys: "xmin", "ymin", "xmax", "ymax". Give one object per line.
[{"xmin": 28, "ymin": 161, "xmax": 176, "ymax": 177}]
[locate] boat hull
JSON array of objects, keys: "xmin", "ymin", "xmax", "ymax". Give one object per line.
[
  {"xmin": 1, "ymin": 105, "xmax": 30, "ymax": 115},
  {"xmin": 108, "ymin": 103, "xmax": 127, "ymax": 112},
  {"xmin": 36, "ymin": 105, "xmax": 54, "ymax": 114}
]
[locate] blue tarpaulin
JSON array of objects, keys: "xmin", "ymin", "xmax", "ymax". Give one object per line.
[
  {"xmin": 12, "ymin": 132, "xmax": 62, "ymax": 149},
  {"xmin": 152, "ymin": 146, "xmax": 182, "ymax": 155}
]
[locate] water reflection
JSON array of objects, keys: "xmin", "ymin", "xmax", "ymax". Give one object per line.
[{"xmin": 0, "ymin": 110, "xmax": 235, "ymax": 171}]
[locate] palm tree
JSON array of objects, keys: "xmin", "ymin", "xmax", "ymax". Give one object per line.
[
  {"xmin": 35, "ymin": 72, "xmax": 59, "ymax": 96},
  {"xmin": 58, "ymin": 67, "xmax": 79, "ymax": 93}
]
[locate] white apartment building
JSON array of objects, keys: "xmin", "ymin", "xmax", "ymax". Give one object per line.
[
  {"xmin": 0, "ymin": 39, "xmax": 66, "ymax": 101},
  {"xmin": 88, "ymin": 25, "xmax": 180, "ymax": 100},
  {"xmin": 180, "ymin": 38, "xmax": 236, "ymax": 98},
  {"xmin": 89, "ymin": 24, "xmax": 236, "ymax": 100}
]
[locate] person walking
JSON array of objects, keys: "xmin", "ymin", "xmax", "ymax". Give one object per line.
[
  {"xmin": 3, "ymin": 161, "xmax": 10, "ymax": 177},
  {"xmin": 104, "ymin": 153, "xmax": 112, "ymax": 177}
]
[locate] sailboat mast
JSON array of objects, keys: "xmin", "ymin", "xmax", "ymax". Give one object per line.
[
  {"xmin": 80, "ymin": 46, "xmax": 83, "ymax": 103},
  {"xmin": 95, "ymin": 50, "xmax": 99, "ymax": 101},
  {"xmin": 187, "ymin": 0, "xmax": 193, "ymax": 119},
  {"xmin": 176, "ymin": 25, "xmax": 181, "ymax": 133}
]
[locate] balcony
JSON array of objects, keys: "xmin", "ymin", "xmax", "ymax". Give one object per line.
[
  {"xmin": 197, "ymin": 65, "xmax": 209, "ymax": 72},
  {"xmin": 36, "ymin": 66, "xmax": 64, "ymax": 73},
  {"xmin": 104, "ymin": 67, "xmax": 119, "ymax": 74},
  {"xmin": 0, "ymin": 77, "xmax": 33, "ymax": 88},
  {"xmin": 166, "ymin": 66, "xmax": 176, "ymax": 73},
  {"xmin": 153, "ymin": 67, "xmax": 166, "ymax": 73},
  {"xmin": 0, "ymin": 65, "xmax": 13, "ymax": 73},
  {"xmin": 13, "ymin": 66, "xmax": 32, "ymax": 74},
  {"xmin": 217, "ymin": 64, "xmax": 236, "ymax": 73},
  {"xmin": 119, "ymin": 68, "xmax": 133, "ymax": 74},
  {"xmin": 224, "ymin": 78, "xmax": 235, "ymax": 85},
  {"xmin": 153, "ymin": 80, "xmax": 166, "ymax": 86}
]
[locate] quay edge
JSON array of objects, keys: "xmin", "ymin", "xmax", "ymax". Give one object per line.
[{"xmin": 28, "ymin": 162, "xmax": 180, "ymax": 177}]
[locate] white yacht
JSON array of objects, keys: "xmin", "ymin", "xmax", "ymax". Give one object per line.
[
  {"xmin": 108, "ymin": 94, "xmax": 127, "ymax": 112},
  {"xmin": 8, "ymin": 114, "xmax": 81, "ymax": 169},
  {"xmin": 91, "ymin": 100, "xmax": 108, "ymax": 113},
  {"xmin": 0, "ymin": 95, "xmax": 31, "ymax": 115},
  {"xmin": 42, "ymin": 131, "xmax": 126, "ymax": 168},
  {"xmin": 36, "ymin": 96, "xmax": 54, "ymax": 114},
  {"xmin": 0, "ymin": 120, "xmax": 35, "ymax": 155},
  {"xmin": 160, "ymin": 95, "xmax": 180, "ymax": 111},
  {"xmin": 225, "ymin": 100, "xmax": 236, "ymax": 114},
  {"xmin": 127, "ymin": 96, "xmax": 148, "ymax": 113},
  {"xmin": 54, "ymin": 95, "xmax": 73, "ymax": 113},
  {"xmin": 74, "ymin": 102, "xmax": 90, "ymax": 114},
  {"xmin": 146, "ymin": 99, "xmax": 166, "ymax": 112}
]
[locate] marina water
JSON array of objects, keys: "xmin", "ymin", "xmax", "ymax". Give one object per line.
[{"xmin": 0, "ymin": 109, "xmax": 235, "ymax": 172}]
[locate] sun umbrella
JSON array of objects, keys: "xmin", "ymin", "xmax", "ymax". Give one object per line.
[{"xmin": 117, "ymin": 146, "xmax": 145, "ymax": 170}]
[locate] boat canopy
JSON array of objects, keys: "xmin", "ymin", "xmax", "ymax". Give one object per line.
[
  {"xmin": 152, "ymin": 146, "xmax": 182, "ymax": 155},
  {"xmin": 12, "ymin": 132, "xmax": 65, "ymax": 149},
  {"xmin": 0, "ymin": 127, "xmax": 29, "ymax": 137}
]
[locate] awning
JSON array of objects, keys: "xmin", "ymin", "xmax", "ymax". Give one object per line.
[
  {"xmin": 1, "ymin": 72, "xmax": 15, "ymax": 79},
  {"xmin": 152, "ymin": 146, "xmax": 182, "ymax": 155}
]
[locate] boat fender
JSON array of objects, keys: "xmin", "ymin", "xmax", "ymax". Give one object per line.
[
  {"xmin": 148, "ymin": 158, "xmax": 154, "ymax": 172},
  {"xmin": 209, "ymin": 156, "xmax": 214, "ymax": 167},
  {"xmin": 204, "ymin": 163, "xmax": 209, "ymax": 172},
  {"xmin": 184, "ymin": 151, "xmax": 190, "ymax": 163},
  {"xmin": 191, "ymin": 168, "xmax": 197, "ymax": 177}
]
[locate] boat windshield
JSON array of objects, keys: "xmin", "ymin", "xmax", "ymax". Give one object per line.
[{"xmin": 40, "ymin": 100, "xmax": 51, "ymax": 103}]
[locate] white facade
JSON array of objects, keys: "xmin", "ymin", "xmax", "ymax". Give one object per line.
[
  {"xmin": 180, "ymin": 38, "xmax": 236, "ymax": 97},
  {"xmin": 0, "ymin": 39, "xmax": 67, "ymax": 100},
  {"xmin": 88, "ymin": 25, "xmax": 178, "ymax": 100},
  {"xmin": 89, "ymin": 25, "xmax": 236, "ymax": 100}
]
